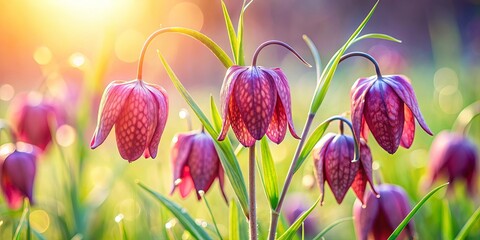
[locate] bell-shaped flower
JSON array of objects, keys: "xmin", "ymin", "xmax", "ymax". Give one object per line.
[
  {"xmin": 9, "ymin": 92, "xmax": 65, "ymax": 152},
  {"xmin": 170, "ymin": 130, "xmax": 227, "ymax": 201},
  {"xmin": 426, "ymin": 131, "xmax": 478, "ymax": 195},
  {"xmin": 353, "ymin": 184, "xmax": 414, "ymax": 240},
  {"xmin": 313, "ymin": 133, "xmax": 377, "ymax": 204},
  {"xmin": 90, "ymin": 79, "xmax": 168, "ymax": 162},
  {"xmin": 0, "ymin": 143, "xmax": 37, "ymax": 209},
  {"xmin": 351, "ymin": 75, "xmax": 433, "ymax": 154},
  {"xmin": 218, "ymin": 40, "xmax": 310, "ymax": 147}
]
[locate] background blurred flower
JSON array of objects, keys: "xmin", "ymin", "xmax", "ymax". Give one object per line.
[
  {"xmin": 283, "ymin": 193, "xmax": 320, "ymax": 238},
  {"xmin": 170, "ymin": 130, "xmax": 227, "ymax": 202},
  {"xmin": 350, "ymin": 75, "xmax": 432, "ymax": 154},
  {"xmin": 0, "ymin": 143, "xmax": 37, "ymax": 209},
  {"xmin": 425, "ymin": 131, "xmax": 478, "ymax": 195},
  {"xmin": 353, "ymin": 184, "xmax": 414, "ymax": 240},
  {"xmin": 90, "ymin": 79, "xmax": 168, "ymax": 162},
  {"xmin": 9, "ymin": 92, "xmax": 66, "ymax": 152}
]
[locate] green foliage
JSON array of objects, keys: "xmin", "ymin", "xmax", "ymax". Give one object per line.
[
  {"xmin": 277, "ymin": 197, "xmax": 320, "ymax": 240},
  {"xmin": 455, "ymin": 205, "xmax": 480, "ymax": 240},
  {"xmin": 137, "ymin": 182, "xmax": 212, "ymax": 240},
  {"xmin": 258, "ymin": 137, "xmax": 279, "ymax": 210},
  {"xmin": 312, "ymin": 217, "xmax": 353, "ymax": 240}
]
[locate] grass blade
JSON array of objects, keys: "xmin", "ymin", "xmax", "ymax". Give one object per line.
[
  {"xmin": 278, "ymin": 197, "xmax": 320, "ymax": 240},
  {"xmin": 388, "ymin": 182, "xmax": 449, "ymax": 240},
  {"xmin": 302, "ymin": 35, "xmax": 322, "ymax": 83},
  {"xmin": 221, "ymin": 0, "xmax": 238, "ymax": 63},
  {"xmin": 229, "ymin": 200, "xmax": 248, "ymax": 240},
  {"xmin": 352, "ymin": 33, "xmax": 402, "ymax": 44},
  {"xmin": 158, "ymin": 52, "xmax": 249, "ymax": 217},
  {"xmin": 137, "ymin": 182, "xmax": 212, "ymax": 240},
  {"xmin": 312, "ymin": 217, "xmax": 353, "ymax": 240},
  {"xmin": 442, "ymin": 200, "xmax": 453, "ymax": 240},
  {"xmin": 454, "ymin": 205, "xmax": 480, "ymax": 240},
  {"xmin": 259, "ymin": 137, "xmax": 279, "ymax": 209}
]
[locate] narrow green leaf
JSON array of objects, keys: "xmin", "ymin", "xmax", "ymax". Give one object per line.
[
  {"xmin": 442, "ymin": 200, "xmax": 453, "ymax": 240},
  {"xmin": 454, "ymin": 205, "xmax": 480, "ymax": 240},
  {"xmin": 388, "ymin": 182, "xmax": 449, "ymax": 240},
  {"xmin": 309, "ymin": 0, "xmax": 379, "ymax": 114},
  {"xmin": 14, "ymin": 201, "xmax": 29, "ymax": 240},
  {"xmin": 137, "ymin": 182, "xmax": 212, "ymax": 240},
  {"xmin": 294, "ymin": 120, "xmax": 330, "ymax": 173},
  {"xmin": 221, "ymin": 0, "xmax": 238, "ymax": 63},
  {"xmin": 278, "ymin": 197, "xmax": 320, "ymax": 240},
  {"xmin": 312, "ymin": 217, "xmax": 353, "ymax": 240},
  {"xmin": 32, "ymin": 229, "xmax": 46, "ymax": 240},
  {"xmin": 235, "ymin": 0, "xmax": 251, "ymax": 65},
  {"xmin": 352, "ymin": 33, "xmax": 402, "ymax": 44},
  {"xmin": 149, "ymin": 27, "xmax": 233, "ymax": 68},
  {"xmin": 210, "ymin": 95, "xmax": 223, "ymax": 131},
  {"xmin": 158, "ymin": 53, "xmax": 249, "ymax": 217},
  {"xmin": 229, "ymin": 200, "xmax": 248, "ymax": 240},
  {"xmin": 302, "ymin": 35, "xmax": 322, "ymax": 83},
  {"xmin": 259, "ymin": 137, "xmax": 279, "ymax": 209}
]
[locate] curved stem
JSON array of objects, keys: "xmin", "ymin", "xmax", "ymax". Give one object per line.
[
  {"xmin": 136, "ymin": 27, "xmax": 234, "ymax": 81},
  {"xmin": 452, "ymin": 100, "xmax": 480, "ymax": 135},
  {"xmin": 339, "ymin": 52, "xmax": 382, "ymax": 78},
  {"xmin": 252, "ymin": 40, "xmax": 311, "ymax": 67},
  {"xmin": 249, "ymin": 144, "xmax": 258, "ymax": 240}
]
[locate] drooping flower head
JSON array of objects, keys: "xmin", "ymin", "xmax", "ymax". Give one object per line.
[
  {"xmin": 9, "ymin": 92, "xmax": 66, "ymax": 152},
  {"xmin": 426, "ymin": 131, "xmax": 478, "ymax": 195},
  {"xmin": 353, "ymin": 184, "xmax": 415, "ymax": 240},
  {"xmin": 170, "ymin": 130, "xmax": 227, "ymax": 201},
  {"xmin": 218, "ymin": 40, "xmax": 310, "ymax": 147},
  {"xmin": 314, "ymin": 132, "xmax": 377, "ymax": 205},
  {"xmin": 0, "ymin": 143, "xmax": 37, "ymax": 209},
  {"xmin": 347, "ymin": 52, "xmax": 432, "ymax": 154},
  {"xmin": 90, "ymin": 79, "xmax": 168, "ymax": 162}
]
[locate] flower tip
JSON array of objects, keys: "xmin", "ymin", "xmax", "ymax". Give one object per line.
[
  {"xmin": 361, "ymin": 204, "xmax": 367, "ymax": 209},
  {"xmin": 375, "ymin": 194, "xmax": 381, "ymax": 199}
]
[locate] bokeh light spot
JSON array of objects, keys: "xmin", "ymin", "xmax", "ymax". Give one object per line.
[
  {"xmin": 439, "ymin": 86, "xmax": 463, "ymax": 114},
  {"xmin": 27, "ymin": 92, "xmax": 44, "ymax": 107},
  {"xmin": 168, "ymin": 2, "xmax": 204, "ymax": 31},
  {"xmin": 115, "ymin": 198, "xmax": 141, "ymax": 221},
  {"xmin": 0, "ymin": 84, "xmax": 15, "ymax": 101},
  {"xmin": 56, "ymin": 124, "xmax": 77, "ymax": 147},
  {"xmin": 33, "ymin": 46, "xmax": 53, "ymax": 65},
  {"xmin": 409, "ymin": 149, "xmax": 428, "ymax": 169},
  {"xmin": 115, "ymin": 30, "xmax": 145, "ymax": 63},
  {"xmin": 69, "ymin": 52, "xmax": 86, "ymax": 68},
  {"xmin": 434, "ymin": 67, "xmax": 458, "ymax": 91},
  {"xmin": 115, "ymin": 213, "xmax": 124, "ymax": 223},
  {"xmin": 29, "ymin": 210, "xmax": 50, "ymax": 233}
]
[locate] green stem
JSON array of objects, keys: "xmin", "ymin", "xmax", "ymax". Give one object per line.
[
  {"xmin": 338, "ymin": 52, "xmax": 382, "ymax": 78},
  {"xmin": 137, "ymin": 27, "xmax": 233, "ymax": 81},
  {"xmin": 249, "ymin": 144, "xmax": 257, "ymax": 240},
  {"xmin": 454, "ymin": 205, "xmax": 480, "ymax": 240},
  {"xmin": 268, "ymin": 113, "xmax": 315, "ymax": 240},
  {"xmin": 452, "ymin": 100, "xmax": 480, "ymax": 135},
  {"xmin": 201, "ymin": 192, "xmax": 224, "ymax": 240}
]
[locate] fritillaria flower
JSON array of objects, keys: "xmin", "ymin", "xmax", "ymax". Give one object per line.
[
  {"xmin": 351, "ymin": 74, "xmax": 432, "ymax": 154},
  {"xmin": 313, "ymin": 133, "xmax": 377, "ymax": 204},
  {"xmin": 9, "ymin": 92, "xmax": 65, "ymax": 152},
  {"xmin": 218, "ymin": 40, "xmax": 310, "ymax": 147},
  {"xmin": 353, "ymin": 184, "xmax": 414, "ymax": 240},
  {"xmin": 90, "ymin": 79, "xmax": 168, "ymax": 162},
  {"xmin": 283, "ymin": 193, "xmax": 320, "ymax": 238},
  {"xmin": 170, "ymin": 130, "xmax": 227, "ymax": 201},
  {"xmin": 0, "ymin": 143, "xmax": 37, "ymax": 209},
  {"xmin": 426, "ymin": 131, "xmax": 478, "ymax": 195}
]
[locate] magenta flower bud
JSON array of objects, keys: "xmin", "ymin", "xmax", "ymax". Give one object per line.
[
  {"xmin": 218, "ymin": 40, "xmax": 310, "ymax": 147},
  {"xmin": 353, "ymin": 184, "xmax": 414, "ymax": 240},
  {"xmin": 9, "ymin": 93, "xmax": 65, "ymax": 152},
  {"xmin": 426, "ymin": 131, "xmax": 478, "ymax": 195},
  {"xmin": 313, "ymin": 133, "xmax": 377, "ymax": 204},
  {"xmin": 170, "ymin": 130, "xmax": 227, "ymax": 201},
  {"xmin": 90, "ymin": 79, "xmax": 168, "ymax": 162},
  {"xmin": 0, "ymin": 143, "xmax": 37, "ymax": 209},
  {"xmin": 351, "ymin": 75, "xmax": 433, "ymax": 154}
]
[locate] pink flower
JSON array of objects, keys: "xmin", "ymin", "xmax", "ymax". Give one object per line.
[
  {"xmin": 9, "ymin": 93, "xmax": 65, "ymax": 152},
  {"xmin": 218, "ymin": 66, "xmax": 299, "ymax": 147},
  {"xmin": 353, "ymin": 184, "xmax": 415, "ymax": 240},
  {"xmin": 351, "ymin": 75, "xmax": 433, "ymax": 154},
  {"xmin": 426, "ymin": 131, "xmax": 478, "ymax": 195},
  {"xmin": 0, "ymin": 143, "xmax": 37, "ymax": 209},
  {"xmin": 90, "ymin": 79, "xmax": 168, "ymax": 162},
  {"xmin": 170, "ymin": 130, "xmax": 227, "ymax": 201},
  {"xmin": 313, "ymin": 133, "xmax": 377, "ymax": 204}
]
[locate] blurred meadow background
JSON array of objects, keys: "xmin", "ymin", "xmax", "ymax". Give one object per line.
[{"xmin": 1, "ymin": 0, "xmax": 480, "ymax": 239}]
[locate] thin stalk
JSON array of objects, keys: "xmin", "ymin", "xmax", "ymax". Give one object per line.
[
  {"xmin": 200, "ymin": 191, "xmax": 224, "ymax": 240},
  {"xmin": 268, "ymin": 113, "xmax": 315, "ymax": 240},
  {"xmin": 452, "ymin": 100, "xmax": 480, "ymax": 135},
  {"xmin": 249, "ymin": 144, "xmax": 257, "ymax": 240},
  {"xmin": 251, "ymin": 40, "xmax": 311, "ymax": 67},
  {"xmin": 13, "ymin": 199, "xmax": 30, "ymax": 240},
  {"xmin": 339, "ymin": 52, "xmax": 382, "ymax": 79}
]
